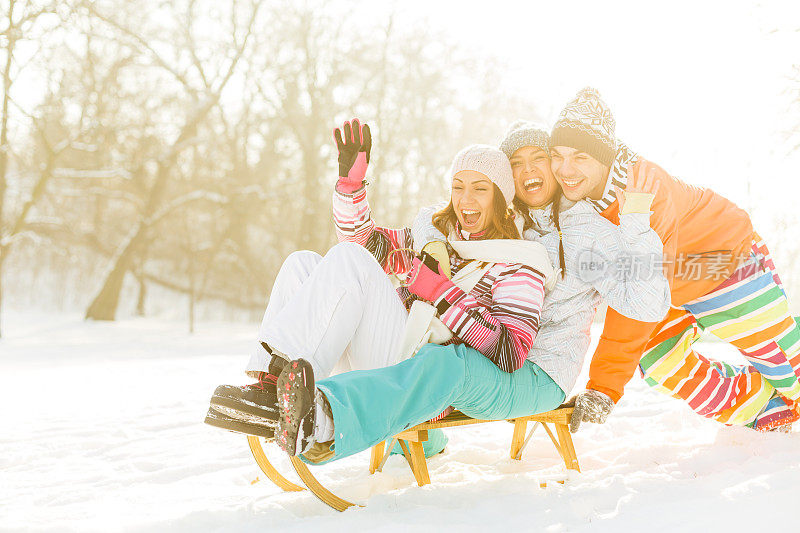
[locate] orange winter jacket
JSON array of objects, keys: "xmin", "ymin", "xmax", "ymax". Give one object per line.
[{"xmin": 588, "ymin": 158, "xmax": 754, "ymax": 402}]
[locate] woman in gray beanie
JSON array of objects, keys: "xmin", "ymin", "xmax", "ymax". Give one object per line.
[{"xmin": 414, "ymin": 121, "xmax": 671, "ymax": 432}]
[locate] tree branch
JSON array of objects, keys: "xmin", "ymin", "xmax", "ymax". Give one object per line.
[{"xmin": 81, "ymin": 0, "xmax": 197, "ymax": 93}]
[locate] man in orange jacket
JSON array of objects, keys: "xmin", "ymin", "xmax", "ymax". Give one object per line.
[{"xmin": 552, "ymin": 88, "xmax": 800, "ymax": 433}]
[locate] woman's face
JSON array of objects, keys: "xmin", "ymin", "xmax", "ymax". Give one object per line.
[
  {"xmin": 451, "ymin": 170, "xmax": 496, "ymax": 233},
  {"xmin": 509, "ymin": 146, "xmax": 558, "ymax": 208}
]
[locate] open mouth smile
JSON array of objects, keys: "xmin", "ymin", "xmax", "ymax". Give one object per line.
[
  {"xmin": 524, "ymin": 177, "xmax": 544, "ymax": 193},
  {"xmin": 461, "ymin": 209, "xmax": 481, "ymax": 227},
  {"xmin": 560, "ymin": 177, "xmax": 584, "ymax": 189}
]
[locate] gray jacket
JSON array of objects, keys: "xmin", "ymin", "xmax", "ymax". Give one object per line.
[{"xmin": 412, "ymin": 198, "xmax": 670, "ymax": 395}]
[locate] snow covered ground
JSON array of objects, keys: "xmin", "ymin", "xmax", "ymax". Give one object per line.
[{"xmin": 2, "ymin": 310, "xmax": 798, "ymax": 533}]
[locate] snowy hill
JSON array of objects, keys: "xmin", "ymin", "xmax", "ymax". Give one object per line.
[{"xmin": 2, "ymin": 311, "xmax": 797, "ymax": 532}]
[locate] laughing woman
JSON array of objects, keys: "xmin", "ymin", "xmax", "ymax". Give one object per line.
[{"xmin": 207, "ymin": 120, "xmax": 555, "ymax": 461}]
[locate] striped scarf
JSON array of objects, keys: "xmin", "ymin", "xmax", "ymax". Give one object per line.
[{"xmin": 588, "ymin": 141, "xmax": 638, "ymax": 213}]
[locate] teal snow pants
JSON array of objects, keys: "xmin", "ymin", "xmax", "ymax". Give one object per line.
[{"xmin": 303, "ymin": 342, "xmax": 565, "ymax": 465}]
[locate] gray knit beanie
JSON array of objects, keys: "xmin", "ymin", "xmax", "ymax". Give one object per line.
[
  {"xmin": 550, "ymin": 87, "xmax": 616, "ymax": 167},
  {"xmin": 449, "ymin": 144, "xmax": 514, "ymax": 205},
  {"xmin": 499, "ymin": 120, "xmax": 550, "ymax": 158}
]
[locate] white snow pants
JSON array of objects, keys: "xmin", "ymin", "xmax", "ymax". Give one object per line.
[{"xmin": 245, "ymin": 242, "xmax": 409, "ymax": 379}]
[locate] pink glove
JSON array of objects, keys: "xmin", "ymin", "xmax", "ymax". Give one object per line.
[
  {"xmin": 333, "ymin": 119, "xmax": 371, "ymax": 194},
  {"xmin": 406, "ymin": 252, "xmax": 453, "ymax": 303}
]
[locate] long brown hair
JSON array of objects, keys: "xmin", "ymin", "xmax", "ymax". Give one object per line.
[
  {"xmin": 432, "ymin": 184, "xmax": 520, "ymax": 240},
  {"xmin": 513, "ymin": 191, "xmax": 566, "ymax": 278}
]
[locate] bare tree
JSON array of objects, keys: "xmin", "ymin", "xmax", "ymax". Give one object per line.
[
  {"xmin": 1, "ymin": 0, "xmax": 545, "ymax": 329},
  {"xmin": 0, "ymin": 0, "xmax": 60, "ymax": 337},
  {"xmin": 81, "ymin": 0, "xmax": 263, "ymax": 320}
]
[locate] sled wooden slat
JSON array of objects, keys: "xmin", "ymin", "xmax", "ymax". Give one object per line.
[
  {"xmin": 368, "ymin": 440, "xmax": 385, "ymax": 474},
  {"xmin": 541, "ymin": 422, "xmax": 565, "ymax": 461},
  {"xmin": 397, "ymin": 439, "xmax": 415, "ymax": 474},
  {"xmin": 554, "ymin": 423, "xmax": 581, "ymax": 472},
  {"xmin": 407, "ymin": 440, "xmax": 431, "ymax": 486},
  {"xmin": 246, "ymin": 435, "xmax": 305, "ymax": 492},
  {"xmin": 509, "ymin": 419, "xmax": 529, "ymax": 460},
  {"xmin": 395, "ymin": 429, "xmax": 428, "ymax": 442},
  {"xmin": 406, "ymin": 408, "xmax": 572, "ymax": 431}
]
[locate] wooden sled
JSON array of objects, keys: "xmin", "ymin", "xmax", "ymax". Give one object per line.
[{"xmin": 247, "ymin": 406, "xmax": 580, "ymax": 512}]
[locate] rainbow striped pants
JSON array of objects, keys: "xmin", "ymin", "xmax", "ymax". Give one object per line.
[{"xmin": 639, "ymin": 235, "xmax": 800, "ymax": 430}]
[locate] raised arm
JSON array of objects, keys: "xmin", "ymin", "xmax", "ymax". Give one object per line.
[
  {"xmin": 330, "ymin": 119, "xmax": 414, "ymax": 274},
  {"xmin": 580, "ymin": 165, "xmax": 671, "ymax": 322}
]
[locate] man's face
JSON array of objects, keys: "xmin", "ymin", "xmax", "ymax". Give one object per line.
[
  {"xmin": 509, "ymin": 146, "xmax": 558, "ymax": 208},
  {"xmin": 550, "ymin": 146, "xmax": 610, "ymax": 201}
]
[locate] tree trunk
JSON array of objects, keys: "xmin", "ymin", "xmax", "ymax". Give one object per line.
[
  {"xmin": 84, "ymin": 260, "xmax": 128, "ymax": 320},
  {"xmin": 188, "ymin": 282, "xmax": 195, "ymax": 334},
  {"xmin": 0, "ymin": 258, "xmax": 4, "ymax": 339},
  {"xmin": 85, "ymin": 228, "xmax": 144, "ymax": 320},
  {"xmin": 84, "ymin": 107, "xmax": 205, "ymax": 321},
  {"xmin": 135, "ymin": 275, "xmax": 147, "ymax": 317},
  {"xmin": 0, "ymin": 6, "xmax": 17, "ymax": 339}
]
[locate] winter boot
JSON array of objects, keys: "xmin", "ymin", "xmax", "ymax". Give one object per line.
[
  {"xmin": 276, "ymin": 358, "xmax": 317, "ymax": 456},
  {"xmin": 749, "ymin": 390, "xmax": 800, "ymax": 432},
  {"xmin": 209, "ymin": 354, "xmax": 287, "ymax": 425},
  {"xmin": 204, "ymin": 406, "xmax": 275, "ymax": 439},
  {"xmin": 767, "ymin": 423, "xmax": 793, "ymax": 433}
]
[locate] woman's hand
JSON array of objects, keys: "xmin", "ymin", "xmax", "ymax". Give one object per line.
[
  {"xmin": 406, "ymin": 252, "xmax": 452, "ymax": 304},
  {"xmin": 421, "ymin": 241, "xmax": 451, "ymax": 279},
  {"xmin": 616, "ymin": 161, "xmax": 660, "ymax": 214},
  {"xmin": 333, "ymin": 118, "xmax": 371, "ymax": 194}
]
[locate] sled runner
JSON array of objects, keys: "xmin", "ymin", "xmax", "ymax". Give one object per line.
[
  {"xmin": 246, "ymin": 406, "xmax": 580, "ymax": 512},
  {"xmin": 246, "ymin": 435, "xmax": 304, "ymax": 492}
]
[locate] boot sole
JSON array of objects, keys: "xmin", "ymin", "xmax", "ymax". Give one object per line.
[
  {"xmin": 276, "ymin": 359, "xmax": 315, "ymax": 456},
  {"xmin": 209, "ymin": 392, "xmax": 278, "ymax": 423},
  {"xmin": 204, "ymin": 408, "xmax": 275, "ymax": 438},
  {"xmin": 209, "ymin": 398, "xmax": 279, "ymax": 427},
  {"xmin": 212, "ymin": 383, "xmax": 278, "ymax": 405}
]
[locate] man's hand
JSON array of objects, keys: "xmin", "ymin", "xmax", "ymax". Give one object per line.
[
  {"xmin": 569, "ymin": 389, "xmax": 615, "ymax": 433},
  {"xmin": 333, "ymin": 118, "xmax": 371, "ymax": 193},
  {"xmin": 616, "ymin": 162, "xmax": 660, "ymax": 214}
]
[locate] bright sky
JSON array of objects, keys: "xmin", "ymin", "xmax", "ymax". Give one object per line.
[
  {"xmin": 380, "ymin": 0, "xmax": 800, "ymax": 222},
  {"xmin": 11, "ymin": 1, "xmax": 799, "ymax": 226}
]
